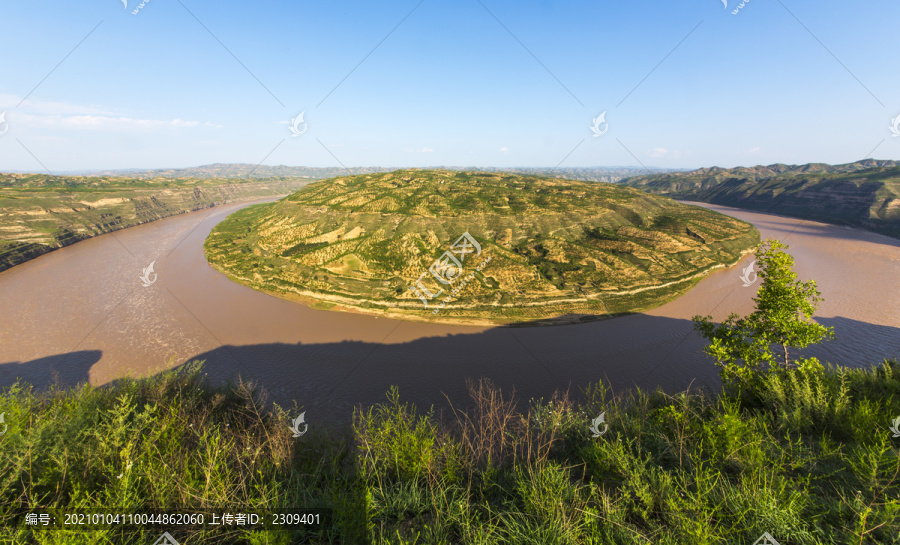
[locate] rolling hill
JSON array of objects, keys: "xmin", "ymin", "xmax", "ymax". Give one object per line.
[
  {"xmin": 621, "ymin": 160, "xmax": 900, "ymax": 238},
  {"xmin": 205, "ymin": 169, "xmax": 759, "ymax": 325},
  {"xmin": 0, "ymin": 174, "xmax": 311, "ymax": 272}
]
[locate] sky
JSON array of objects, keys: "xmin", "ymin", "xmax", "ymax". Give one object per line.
[{"xmin": 0, "ymin": 0, "xmax": 898, "ymax": 173}]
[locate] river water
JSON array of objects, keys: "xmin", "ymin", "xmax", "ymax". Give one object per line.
[{"xmin": 1, "ymin": 200, "xmax": 898, "ymax": 423}]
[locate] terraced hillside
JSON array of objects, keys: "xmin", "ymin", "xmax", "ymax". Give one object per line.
[
  {"xmin": 622, "ymin": 160, "xmax": 900, "ymax": 239},
  {"xmin": 205, "ymin": 170, "xmax": 759, "ymax": 325},
  {"xmin": 0, "ymin": 174, "xmax": 311, "ymax": 272}
]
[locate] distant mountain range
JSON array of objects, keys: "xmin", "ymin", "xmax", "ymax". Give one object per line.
[
  {"xmin": 78, "ymin": 164, "xmax": 667, "ymax": 183},
  {"xmin": 81, "ymin": 164, "xmax": 385, "ymax": 180},
  {"xmin": 18, "ymin": 159, "xmax": 900, "ymax": 239},
  {"xmin": 621, "ymin": 160, "xmax": 900, "ymax": 239}
]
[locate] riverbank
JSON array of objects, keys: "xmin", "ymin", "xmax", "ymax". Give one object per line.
[
  {"xmin": 0, "ymin": 174, "xmax": 311, "ymax": 272},
  {"xmin": 2, "ymin": 358, "xmax": 898, "ymax": 544},
  {"xmin": 205, "ymin": 243, "xmax": 758, "ymax": 327}
]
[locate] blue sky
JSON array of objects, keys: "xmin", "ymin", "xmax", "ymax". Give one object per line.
[{"xmin": 0, "ymin": 0, "xmax": 898, "ymax": 173}]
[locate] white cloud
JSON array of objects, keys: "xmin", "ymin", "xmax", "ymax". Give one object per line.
[
  {"xmin": 0, "ymin": 94, "xmax": 218, "ymax": 132},
  {"xmin": 30, "ymin": 135, "xmax": 69, "ymax": 144},
  {"xmin": 12, "ymin": 113, "xmax": 209, "ymax": 131},
  {"xmin": 748, "ymin": 146, "xmax": 762, "ymax": 154},
  {"xmin": 499, "ymin": 146, "xmax": 509, "ymax": 152},
  {"xmin": 404, "ymin": 146, "xmax": 433, "ymax": 153},
  {"xmin": 648, "ymin": 147, "xmax": 681, "ymax": 159},
  {"xmin": 0, "ymin": 94, "xmax": 114, "ymax": 116}
]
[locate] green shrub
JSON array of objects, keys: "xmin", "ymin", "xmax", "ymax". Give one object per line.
[
  {"xmin": 3, "ymin": 360, "xmax": 899, "ymax": 543},
  {"xmin": 354, "ymin": 386, "xmax": 443, "ymax": 481}
]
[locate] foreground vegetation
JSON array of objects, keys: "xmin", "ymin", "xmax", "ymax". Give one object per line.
[
  {"xmin": 1, "ymin": 358, "xmax": 898, "ymax": 544},
  {"xmin": 206, "ymin": 169, "xmax": 759, "ymax": 325},
  {"xmin": 0, "ymin": 173, "xmax": 311, "ymax": 272}
]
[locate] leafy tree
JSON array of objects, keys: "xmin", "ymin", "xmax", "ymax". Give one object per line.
[{"xmin": 693, "ymin": 239, "xmax": 834, "ymax": 390}]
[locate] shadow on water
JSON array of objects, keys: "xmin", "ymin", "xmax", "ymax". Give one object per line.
[
  {"xmin": 3, "ymin": 316, "xmax": 898, "ymax": 430},
  {"xmin": 0, "ymin": 350, "xmax": 102, "ymax": 391},
  {"xmin": 811, "ymin": 316, "xmax": 900, "ymax": 366},
  {"xmin": 166, "ymin": 313, "xmax": 900, "ymax": 428},
  {"xmin": 171, "ymin": 314, "xmax": 900, "ymax": 422},
  {"xmin": 169, "ymin": 314, "xmax": 714, "ymax": 426}
]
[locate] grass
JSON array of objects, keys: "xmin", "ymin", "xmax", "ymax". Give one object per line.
[{"xmin": 2, "ymin": 359, "xmax": 899, "ymax": 544}]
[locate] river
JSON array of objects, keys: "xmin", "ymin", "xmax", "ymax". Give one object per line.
[{"xmin": 1, "ymin": 200, "xmax": 898, "ymax": 423}]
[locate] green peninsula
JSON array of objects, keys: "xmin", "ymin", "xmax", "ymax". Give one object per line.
[{"xmin": 205, "ymin": 170, "xmax": 759, "ymax": 325}]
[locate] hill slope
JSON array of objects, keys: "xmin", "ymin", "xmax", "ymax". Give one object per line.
[
  {"xmin": 0, "ymin": 174, "xmax": 311, "ymax": 272},
  {"xmin": 205, "ymin": 169, "xmax": 759, "ymax": 325},
  {"xmin": 621, "ymin": 160, "xmax": 900, "ymax": 238}
]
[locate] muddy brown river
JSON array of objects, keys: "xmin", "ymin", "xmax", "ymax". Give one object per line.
[{"xmin": 1, "ymin": 200, "xmax": 898, "ymax": 424}]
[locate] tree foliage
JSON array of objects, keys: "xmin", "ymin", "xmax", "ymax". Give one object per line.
[{"xmin": 693, "ymin": 239, "xmax": 835, "ymax": 391}]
